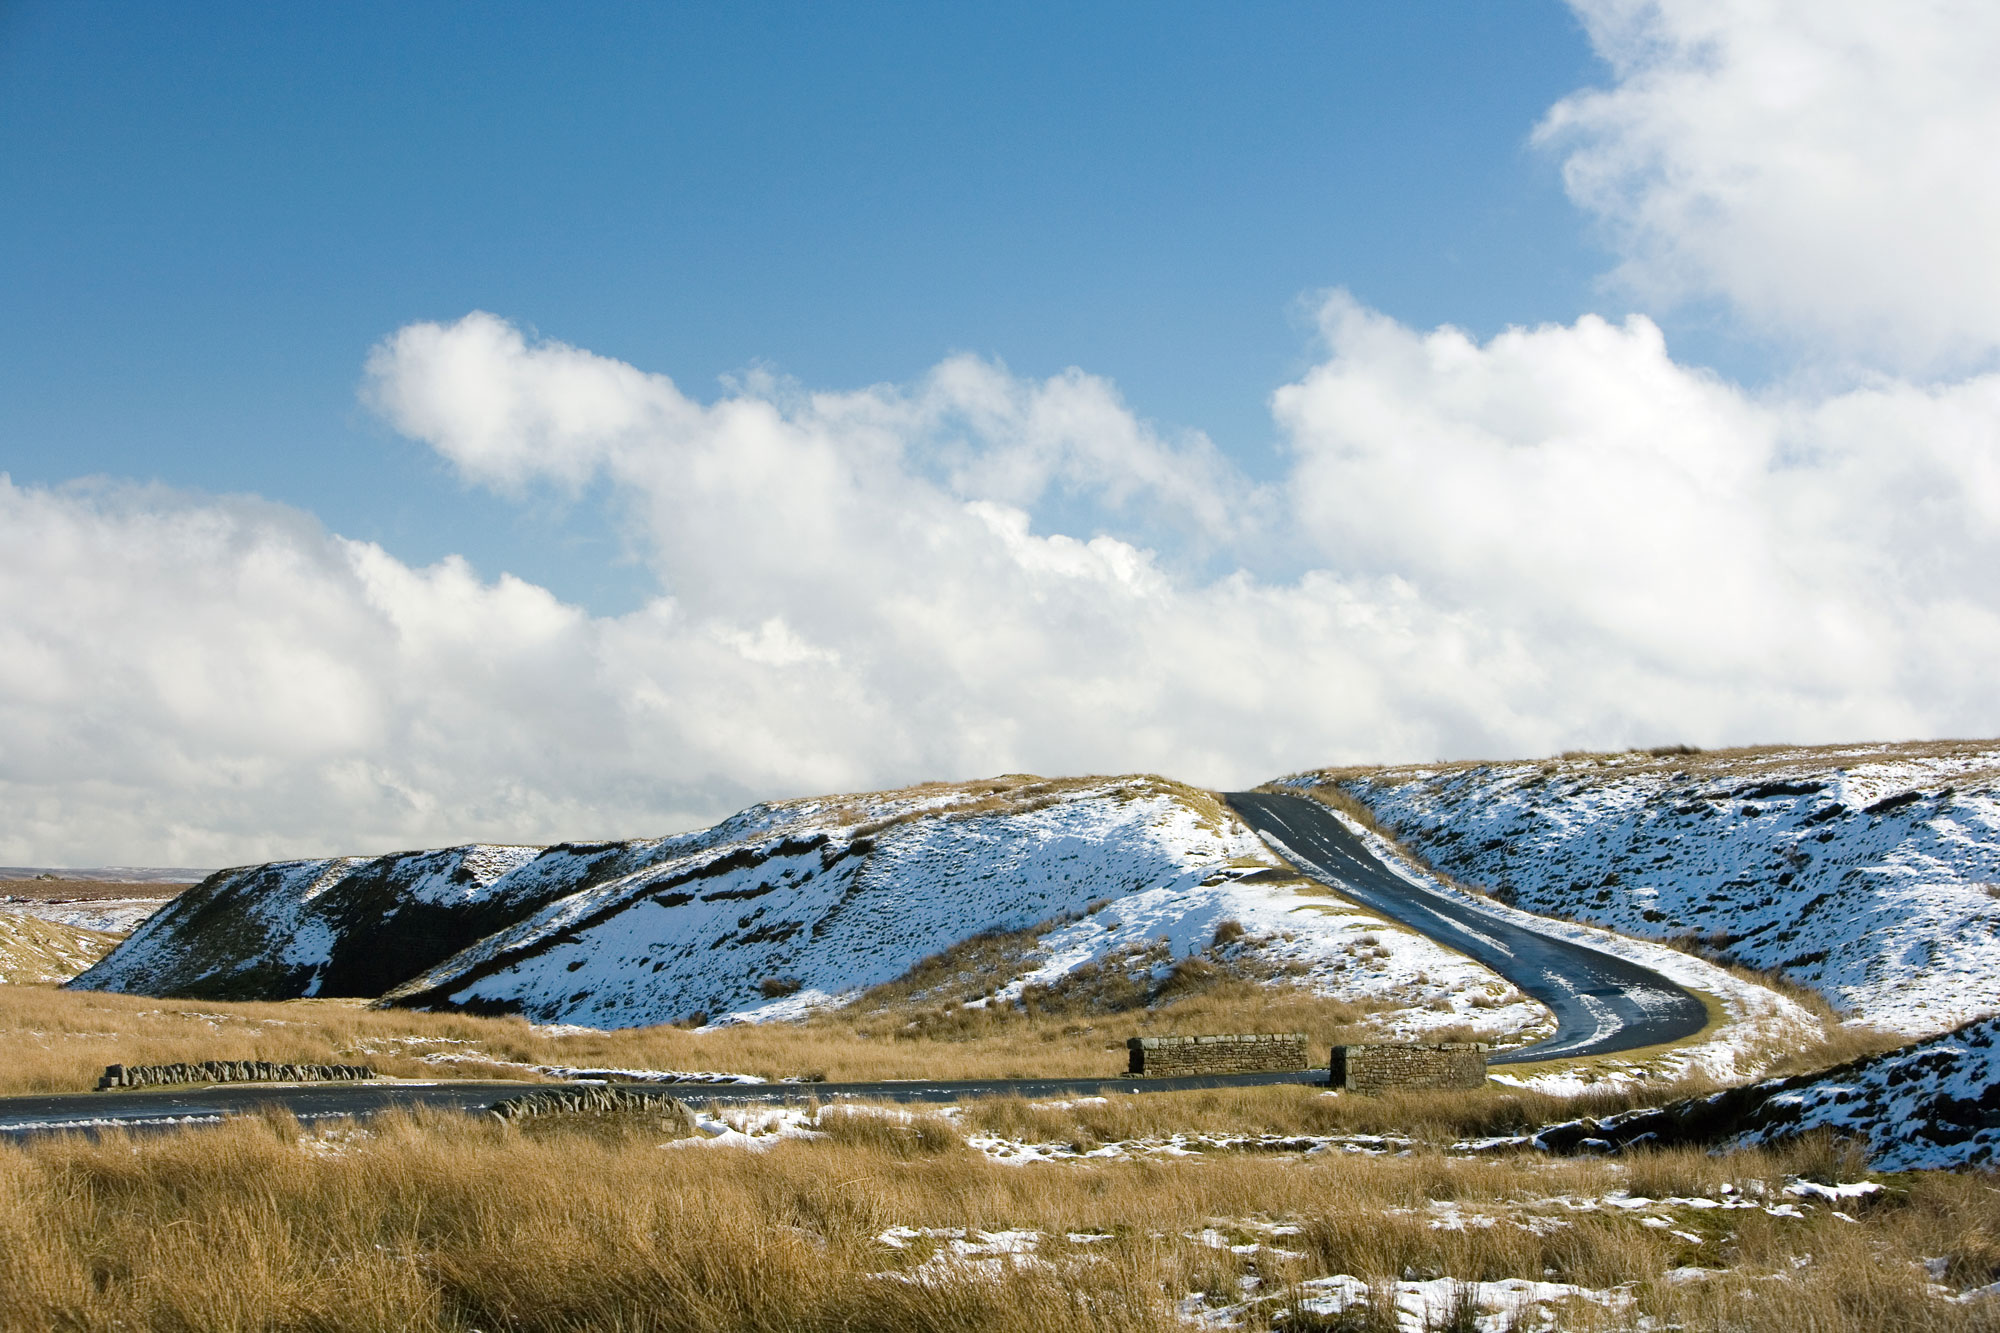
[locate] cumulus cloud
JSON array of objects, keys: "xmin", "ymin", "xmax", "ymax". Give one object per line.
[
  {"xmin": 10, "ymin": 5, "xmax": 2000, "ymax": 863},
  {"xmin": 1279, "ymin": 294, "xmax": 2000, "ymax": 713},
  {"xmin": 364, "ymin": 314, "xmax": 1259, "ymax": 564},
  {"xmin": 1544, "ymin": 0, "xmax": 2000, "ymax": 372},
  {"xmin": 11, "ymin": 291, "xmax": 1996, "ymax": 864}
]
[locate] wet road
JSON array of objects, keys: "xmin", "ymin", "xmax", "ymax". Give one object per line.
[
  {"xmin": 1225, "ymin": 792, "xmax": 1708, "ymax": 1064},
  {"xmin": 0, "ymin": 1070, "xmax": 1329, "ymax": 1141}
]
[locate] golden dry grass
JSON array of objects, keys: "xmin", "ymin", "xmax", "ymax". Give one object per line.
[
  {"xmin": 0, "ymin": 977, "xmax": 1411, "ymax": 1095},
  {"xmin": 1, "ymin": 1099, "xmax": 1995, "ymax": 1332},
  {"xmin": 0, "ymin": 913, "xmax": 122, "ymax": 986},
  {"xmin": 952, "ymin": 1078, "xmax": 1720, "ymax": 1145}
]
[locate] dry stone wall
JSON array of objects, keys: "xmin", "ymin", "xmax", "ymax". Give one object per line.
[
  {"xmin": 1329, "ymin": 1042, "xmax": 1488, "ymax": 1093},
  {"xmin": 98, "ymin": 1061, "xmax": 376, "ymax": 1090},
  {"xmin": 1127, "ymin": 1033, "xmax": 1309, "ymax": 1076}
]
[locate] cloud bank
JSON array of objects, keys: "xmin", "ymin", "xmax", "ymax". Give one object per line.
[
  {"xmin": 5, "ymin": 0, "xmax": 1998, "ymax": 863},
  {"xmin": 1542, "ymin": 0, "xmax": 2000, "ymax": 373}
]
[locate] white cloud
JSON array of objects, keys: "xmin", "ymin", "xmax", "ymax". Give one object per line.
[
  {"xmin": 1279, "ymin": 293, "xmax": 2000, "ymax": 717},
  {"xmin": 1544, "ymin": 0, "xmax": 2000, "ymax": 373},
  {"xmin": 10, "ymin": 296, "xmax": 1996, "ymax": 864}
]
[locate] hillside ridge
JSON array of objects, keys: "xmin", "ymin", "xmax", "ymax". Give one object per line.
[
  {"xmin": 1289, "ymin": 738, "xmax": 2000, "ymax": 1035},
  {"xmin": 75, "ymin": 775, "xmax": 1552, "ymax": 1042}
]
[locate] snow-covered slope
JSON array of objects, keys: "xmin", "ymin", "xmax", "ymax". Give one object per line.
[
  {"xmin": 382, "ymin": 777, "xmax": 1546, "ymax": 1033},
  {"xmin": 75, "ymin": 776, "xmax": 1550, "ymax": 1038},
  {"xmin": 75, "ymin": 842, "xmax": 562, "ymax": 1000},
  {"xmin": 1561, "ymin": 1015, "xmax": 2000, "ymax": 1170},
  {"xmin": 1291, "ymin": 741, "xmax": 2000, "ymax": 1035},
  {"xmin": 1316, "ymin": 810, "xmax": 1823, "ymax": 1088},
  {"xmin": 1714, "ymin": 1015, "xmax": 2000, "ymax": 1169}
]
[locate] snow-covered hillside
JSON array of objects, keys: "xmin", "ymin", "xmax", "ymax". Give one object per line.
[
  {"xmin": 1291, "ymin": 740, "xmax": 2000, "ymax": 1035},
  {"xmin": 1556, "ymin": 1014, "xmax": 2000, "ymax": 1170},
  {"xmin": 1714, "ymin": 1015, "xmax": 2000, "ymax": 1169},
  {"xmin": 75, "ymin": 776, "xmax": 1549, "ymax": 1039}
]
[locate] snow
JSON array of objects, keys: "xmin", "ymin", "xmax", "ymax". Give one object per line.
[
  {"xmin": 1785, "ymin": 1179, "xmax": 1882, "ymax": 1202},
  {"xmin": 394, "ymin": 780, "xmax": 1307, "ymax": 1029},
  {"xmin": 82, "ymin": 775, "xmax": 1558, "ymax": 1041},
  {"xmin": 1709, "ymin": 1013, "xmax": 2000, "ymax": 1170},
  {"xmin": 666, "ymin": 1105, "xmax": 822, "ymax": 1150},
  {"xmin": 0, "ymin": 897, "xmax": 170, "ymax": 934},
  {"xmin": 533, "ymin": 1065, "xmax": 765, "ymax": 1085},
  {"xmin": 1270, "ymin": 1275, "xmax": 1630, "ymax": 1333},
  {"xmin": 863, "ymin": 1218, "xmax": 1636, "ymax": 1325},
  {"xmin": 75, "ymin": 840, "xmax": 570, "ymax": 999},
  {"xmin": 986, "ymin": 863, "xmax": 1551, "ymax": 1047},
  {"xmin": 963, "ymin": 1127, "xmax": 1424, "ymax": 1164},
  {"xmin": 1302, "ymin": 741, "xmax": 2000, "ymax": 1035}
]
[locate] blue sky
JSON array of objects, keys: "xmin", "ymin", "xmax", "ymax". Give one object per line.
[
  {"xmin": 3, "ymin": 1, "xmax": 1623, "ymax": 611},
  {"xmin": 4, "ymin": 1, "xmax": 1998, "ymax": 864}
]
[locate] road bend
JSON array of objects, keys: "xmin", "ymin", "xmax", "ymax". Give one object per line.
[{"xmin": 1225, "ymin": 791, "xmax": 1709, "ymax": 1064}]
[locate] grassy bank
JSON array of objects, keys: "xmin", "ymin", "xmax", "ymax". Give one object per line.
[
  {"xmin": 0, "ymin": 980, "xmax": 1396, "ymax": 1095},
  {"xmin": 2, "ymin": 1099, "xmax": 1996, "ymax": 1332}
]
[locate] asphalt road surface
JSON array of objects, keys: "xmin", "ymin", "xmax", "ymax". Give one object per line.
[{"xmin": 1225, "ymin": 791, "xmax": 1709, "ymax": 1064}]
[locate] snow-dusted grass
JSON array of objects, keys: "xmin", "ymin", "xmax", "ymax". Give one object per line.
[
  {"xmin": 946, "ymin": 1082, "xmax": 1723, "ymax": 1152},
  {"xmin": 4, "ymin": 1105, "xmax": 1994, "ymax": 1332},
  {"xmin": 0, "ymin": 912, "xmax": 122, "ymax": 986},
  {"xmin": 0, "ymin": 878, "xmax": 181, "ymax": 936},
  {"xmin": 0, "ymin": 897, "xmax": 169, "ymax": 934},
  {"xmin": 1293, "ymin": 739, "xmax": 2000, "ymax": 1037}
]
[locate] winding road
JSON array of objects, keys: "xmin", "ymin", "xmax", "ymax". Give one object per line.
[
  {"xmin": 0, "ymin": 790, "xmax": 1711, "ymax": 1138},
  {"xmin": 1225, "ymin": 791, "xmax": 1709, "ymax": 1064}
]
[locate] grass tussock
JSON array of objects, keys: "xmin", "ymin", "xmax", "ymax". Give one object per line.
[{"xmin": 2, "ymin": 1105, "xmax": 1997, "ymax": 1332}]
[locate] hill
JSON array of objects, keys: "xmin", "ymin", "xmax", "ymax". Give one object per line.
[
  {"xmin": 1291, "ymin": 739, "xmax": 2000, "ymax": 1036},
  {"xmin": 74, "ymin": 775, "xmax": 1550, "ymax": 1040}
]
